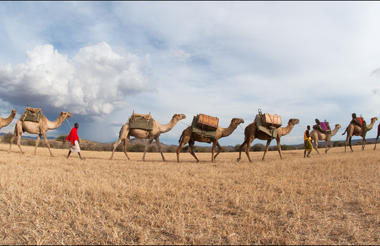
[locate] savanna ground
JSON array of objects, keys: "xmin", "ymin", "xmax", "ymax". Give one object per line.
[{"xmin": 0, "ymin": 142, "xmax": 379, "ymax": 245}]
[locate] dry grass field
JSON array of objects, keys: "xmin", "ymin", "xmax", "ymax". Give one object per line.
[{"xmin": 0, "ymin": 142, "xmax": 379, "ymax": 245}]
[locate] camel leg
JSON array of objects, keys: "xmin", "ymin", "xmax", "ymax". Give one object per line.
[
  {"xmin": 34, "ymin": 134, "xmax": 41, "ymax": 155},
  {"xmin": 362, "ymin": 136, "xmax": 366, "ymax": 151},
  {"xmin": 188, "ymin": 140, "xmax": 199, "ymax": 163},
  {"xmin": 237, "ymin": 138, "xmax": 248, "ymax": 162},
  {"xmin": 176, "ymin": 135, "xmax": 190, "ymax": 163},
  {"xmin": 313, "ymin": 139, "xmax": 320, "ymax": 155},
  {"xmin": 42, "ymin": 132, "xmax": 54, "ymax": 157},
  {"xmin": 262, "ymin": 139, "xmax": 272, "ymax": 161},
  {"xmin": 9, "ymin": 135, "xmax": 15, "ymax": 153},
  {"xmin": 110, "ymin": 137, "xmax": 123, "ymax": 160},
  {"xmin": 214, "ymin": 141, "xmax": 223, "ymax": 160},
  {"xmin": 374, "ymin": 135, "xmax": 379, "ymax": 150},
  {"xmin": 242, "ymin": 137, "xmax": 255, "ymax": 163},
  {"xmin": 344, "ymin": 136, "xmax": 348, "ymax": 152},
  {"xmin": 16, "ymin": 134, "xmax": 24, "ymax": 154},
  {"xmin": 211, "ymin": 141, "xmax": 217, "ymax": 162},
  {"xmin": 325, "ymin": 140, "xmax": 330, "ymax": 154},
  {"xmin": 155, "ymin": 137, "xmax": 166, "ymax": 162},
  {"xmin": 348, "ymin": 137, "xmax": 353, "ymax": 152},
  {"xmin": 142, "ymin": 139, "xmax": 153, "ymax": 161},
  {"xmin": 123, "ymin": 138, "xmax": 131, "ymax": 160},
  {"xmin": 276, "ymin": 139, "xmax": 283, "ymax": 160}
]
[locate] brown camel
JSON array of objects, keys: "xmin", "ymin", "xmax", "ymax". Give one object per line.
[
  {"xmin": 176, "ymin": 118, "xmax": 244, "ymax": 162},
  {"xmin": 374, "ymin": 123, "xmax": 380, "ymax": 150},
  {"xmin": 0, "ymin": 109, "xmax": 16, "ymax": 129},
  {"xmin": 9, "ymin": 111, "xmax": 72, "ymax": 156},
  {"xmin": 237, "ymin": 118, "xmax": 300, "ymax": 162},
  {"xmin": 310, "ymin": 124, "xmax": 341, "ymax": 154},
  {"xmin": 110, "ymin": 113, "xmax": 186, "ymax": 161},
  {"xmin": 342, "ymin": 117, "xmax": 377, "ymax": 152}
]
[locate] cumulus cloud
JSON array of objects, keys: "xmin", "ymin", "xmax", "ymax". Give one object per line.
[{"xmin": 0, "ymin": 42, "xmax": 150, "ymax": 116}]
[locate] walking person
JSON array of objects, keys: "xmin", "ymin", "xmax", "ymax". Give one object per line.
[
  {"xmin": 66, "ymin": 122, "xmax": 84, "ymax": 160},
  {"xmin": 304, "ymin": 125, "xmax": 313, "ymax": 158}
]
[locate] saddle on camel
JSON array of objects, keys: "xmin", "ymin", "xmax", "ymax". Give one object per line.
[
  {"xmin": 255, "ymin": 109, "xmax": 282, "ymax": 138},
  {"xmin": 128, "ymin": 112, "xmax": 154, "ymax": 131},
  {"xmin": 191, "ymin": 113, "xmax": 219, "ymax": 139},
  {"xmin": 313, "ymin": 119, "xmax": 331, "ymax": 134},
  {"xmin": 20, "ymin": 107, "xmax": 42, "ymax": 123}
]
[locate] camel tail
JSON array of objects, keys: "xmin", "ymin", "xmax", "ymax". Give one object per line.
[{"xmin": 342, "ymin": 128, "xmax": 347, "ymax": 136}]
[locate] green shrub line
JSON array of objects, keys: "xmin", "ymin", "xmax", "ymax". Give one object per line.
[{"xmin": 1, "ymin": 133, "xmax": 374, "ymax": 153}]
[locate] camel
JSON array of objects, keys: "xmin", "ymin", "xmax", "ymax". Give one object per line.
[
  {"xmin": 342, "ymin": 117, "xmax": 377, "ymax": 152},
  {"xmin": 310, "ymin": 124, "xmax": 341, "ymax": 154},
  {"xmin": 9, "ymin": 111, "xmax": 72, "ymax": 156},
  {"xmin": 109, "ymin": 113, "xmax": 186, "ymax": 161},
  {"xmin": 374, "ymin": 123, "xmax": 380, "ymax": 150},
  {"xmin": 237, "ymin": 118, "xmax": 300, "ymax": 162},
  {"xmin": 0, "ymin": 109, "xmax": 16, "ymax": 129},
  {"xmin": 176, "ymin": 118, "xmax": 244, "ymax": 162}
]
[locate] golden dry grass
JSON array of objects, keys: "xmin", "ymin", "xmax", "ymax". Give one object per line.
[{"xmin": 0, "ymin": 143, "xmax": 379, "ymax": 245}]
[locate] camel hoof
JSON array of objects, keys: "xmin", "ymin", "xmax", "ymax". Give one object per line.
[{"xmin": 236, "ymin": 158, "xmax": 240, "ymax": 162}]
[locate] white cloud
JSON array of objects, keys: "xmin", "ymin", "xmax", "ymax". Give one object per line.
[{"xmin": 0, "ymin": 42, "xmax": 150, "ymax": 116}]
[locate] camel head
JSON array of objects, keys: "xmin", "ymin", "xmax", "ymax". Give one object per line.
[
  {"xmin": 11, "ymin": 109, "xmax": 16, "ymax": 115},
  {"xmin": 60, "ymin": 112, "xmax": 72, "ymax": 119},
  {"xmin": 335, "ymin": 124, "xmax": 342, "ymax": 129},
  {"xmin": 230, "ymin": 118, "xmax": 245, "ymax": 126},
  {"xmin": 288, "ymin": 118, "xmax": 300, "ymax": 126},
  {"xmin": 371, "ymin": 117, "xmax": 378, "ymax": 123},
  {"xmin": 172, "ymin": 113, "xmax": 186, "ymax": 121}
]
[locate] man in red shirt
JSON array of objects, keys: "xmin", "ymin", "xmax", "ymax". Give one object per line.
[{"xmin": 66, "ymin": 122, "xmax": 84, "ymax": 160}]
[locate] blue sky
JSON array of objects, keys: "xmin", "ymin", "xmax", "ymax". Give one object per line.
[{"xmin": 1, "ymin": 2, "xmax": 380, "ymax": 146}]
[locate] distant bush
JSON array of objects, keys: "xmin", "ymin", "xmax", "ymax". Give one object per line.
[
  {"xmin": 251, "ymin": 143, "xmax": 266, "ymax": 152},
  {"xmin": 166, "ymin": 146, "xmax": 178, "ymax": 153},
  {"xmin": 56, "ymin": 135, "xmax": 68, "ymax": 142},
  {"xmin": 128, "ymin": 143, "xmax": 145, "ymax": 152},
  {"xmin": 333, "ymin": 141, "xmax": 345, "ymax": 147},
  {"xmin": 281, "ymin": 145, "xmax": 296, "ymax": 150},
  {"xmin": 234, "ymin": 144, "xmax": 242, "ymax": 151},
  {"xmin": 148, "ymin": 145, "xmax": 157, "ymax": 152},
  {"xmin": 2, "ymin": 133, "xmax": 14, "ymax": 143}
]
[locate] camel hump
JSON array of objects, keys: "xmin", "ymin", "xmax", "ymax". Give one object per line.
[{"xmin": 21, "ymin": 107, "xmax": 42, "ymax": 122}]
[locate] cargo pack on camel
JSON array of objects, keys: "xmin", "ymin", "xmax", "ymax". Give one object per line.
[
  {"xmin": 255, "ymin": 109, "xmax": 282, "ymax": 138},
  {"xmin": 320, "ymin": 121, "xmax": 330, "ymax": 131},
  {"xmin": 191, "ymin": 114, "xmax": 219, "ymax": 139},
  {"xmin": 128, "ymin": 112, "xmax": 154, "ymax": 131},
  {"xmin": 20, "ymin": 107, "xmax": 42, "ymax": 123},
  {"xmin": 356, "ymin": 117, "xmax": 364, "ymax": 126}
]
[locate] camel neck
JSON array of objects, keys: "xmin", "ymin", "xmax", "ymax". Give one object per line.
[
  {"xmin": 330, "ymin": 126, "xmax": 340, "ymax": 136},
  {"xmin": 367, "ymin": 119, "xmax": 376, "ymax": 130},
  {"xmin": 281, "ymin": 123, "xmax": 295, "ymax": 136},
  {"xmin": 46, "ymin": 114, "xmax": 66, "ymax": 130},
  {"xmin": 221, "ymin": 122, "xmax": 239, "ymax": 137},
  {"xmin": 1, "ymin": 111, "xmax": 16, "ymax": 126},
  {"xmin": 158, "ymin": 117, "xmax": 179, "ymax": 133}
]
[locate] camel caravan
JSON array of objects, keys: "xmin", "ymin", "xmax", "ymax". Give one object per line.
[{"xmin": 1, "ymin": 106, "xmax": 380, "ymax": 162}]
